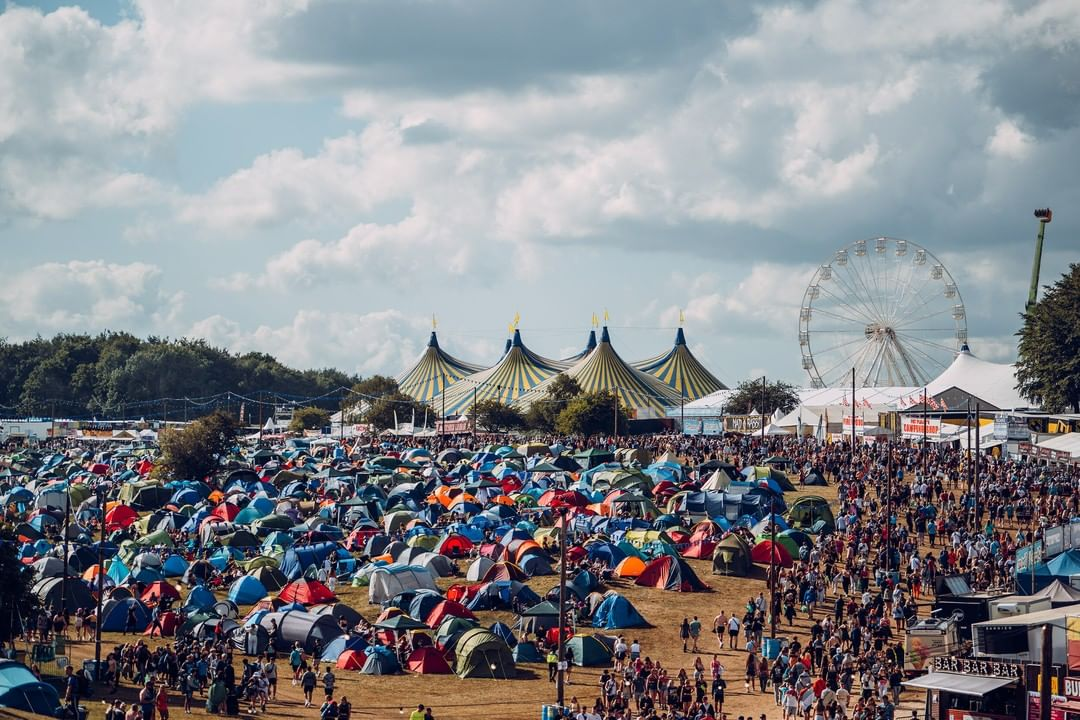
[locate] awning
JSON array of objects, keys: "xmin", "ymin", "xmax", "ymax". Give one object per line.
[{"xmin": 902, "ymin": 672, "xmax": 1016, "ymax": 697}]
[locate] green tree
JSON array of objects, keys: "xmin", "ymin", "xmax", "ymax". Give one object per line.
[
  {"xmin": 1017, "ymin": 263, "xmax": 1080, "ymax": 412},
  {"xmin": 526, "ymin": 373, "xmax": 582, "ymax": 431},
  {"xmin": 363, "ymin": 392, "xmax": 427, "ymax": 431},
  {"xmin": 724, "ymin": 378, "xmax": 800, "ymax": 416},
  {"xmin": 287, "ymin": 405, "xmax": 328, "ymax": 433},
  {"xmin": 155, "ymin": 410, "xmax": 238, "ymax": 480},
  {"xmin": 556, "ymin": 390, "xmax": 628, "ymax": 436},
  {"xmin": 0, "ymin": 528, "xmax": 37, "ymax": 643},
  {"xmin": 473, "ymin": 399, "xmax": 526, "ymax": 432},
  {"xmin": 289, "ymin": 406, "xmax": 332, "ymax": 432}
]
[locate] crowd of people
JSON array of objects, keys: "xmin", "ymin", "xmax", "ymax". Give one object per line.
[{"xmin": 5, "ymin": 424, "xmax": 1077, "ymax": 720}]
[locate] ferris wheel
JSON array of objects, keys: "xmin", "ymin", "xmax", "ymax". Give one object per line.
[{"xmin": 798, "ymin": 237, "xmax": 967, "ymax": 388}]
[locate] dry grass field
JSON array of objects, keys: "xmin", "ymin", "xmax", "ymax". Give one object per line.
[{"xmin": 49, "ymin": 481, "xmax": 923, "ymax": 720}]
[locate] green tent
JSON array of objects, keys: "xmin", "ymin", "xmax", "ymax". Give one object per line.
[
  {"xmin": 452, "ymin": 628, "xmax": 515, "ymax": 678},
  {"xmin": 711, "ymin": 534, "xmax": 751, "ymax": 576},
  {"xmin": 566, "ymin": 634, "xmax": 612, "ymax": 666},
  {"xmin": 787, "ymin": 495, "xmax": 835, "ymax": 534}
]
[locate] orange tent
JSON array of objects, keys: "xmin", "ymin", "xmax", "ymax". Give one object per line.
[
  {"xmin": 336, "ymin": 649, "xmax": 365, "ymax": 670},
  {"xmin": 613, "ymin": 556, "xmax": 646, "ymax": 578},
  {"xmin": 278, "ymin": 579, "xmax": 336, "ymax": 605}
]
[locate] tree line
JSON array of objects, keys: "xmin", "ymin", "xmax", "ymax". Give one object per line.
[{"xmin": 0, "ymin": 332, "xmax": 358, "ymax": 418}]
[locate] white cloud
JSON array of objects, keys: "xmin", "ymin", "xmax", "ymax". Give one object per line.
[
  {"xmin": 187, "ymin": 308, "xmax": 426, "ymax": 376},
  {"xmin": 0, "ymin": 259, "xmax": 181, "ymax": 335},
  {"xmin": 987, "ymin": 120, "xmax": 1033, "ymax": 159}
]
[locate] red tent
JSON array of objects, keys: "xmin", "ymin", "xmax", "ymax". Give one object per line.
[
  {"xmin": 212, "ymin": 503, "xmax": 240, "ymax": 522},
  {"xmin": 436, "ymin": 534, "xmax": 473, "ymax": 558},
  {"xmin": 566, "ymin": 546, "xmax": 587, "ymax": 563},
  {"xmin": 89, "ymin": 463, "xmax": 110, "ymax": 475},
  {"xmin": 750, "ymin": 540, "xmax": 794, "ymax": 568},
  {"xmin": 136, "ymin": 459, "xmax": 154, "ymax": 475},
  {"xmin": 480, "ymin": 562, "xmax": 528, "ymax": 583},
  {"xmin": 278, "ymin": 579, "xmax": 336, "ymax": 605},
  {"xmin": 143, "ymin": 611, "xmax": 179, "ymax": 637},
  {"xmin": 680, "ymin": 540, "xmax": 716, "ymax": 559},
  {"xmin": 406, "ymin": 646, "xmax": 451, "ymax": 674},
  {"xmin": 634, "ymin": 556, "xmax": 710, "ymax": 592},
  {"xmin": 336, "ymin": 649, "xmax": 365, "ymax": 670},
  {"xmin": 105, "ymin": 505, "xmax": 138, "ymax": 531},
  {"xmin": 140, "ymin": 581, "xmax": 181, "ymax": 604},
  {"xmin": 424, "ymin": 600, "xmax": 477, "ymax": 628}
]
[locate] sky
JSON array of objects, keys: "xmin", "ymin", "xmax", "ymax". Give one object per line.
[{"xmin": 1, "ymin": 0, "xmax": 1078, "ymax": 389}]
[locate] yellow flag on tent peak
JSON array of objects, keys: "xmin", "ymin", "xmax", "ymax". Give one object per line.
[
  {"xmin": 603, "ymin": 309, "xmax": 609, "ymax": 322},
  {"xmin": 513, "ymin": 312, "xmax": 520, "ymax": 329},
  {"xmin": 591, "ymin": 313, "xmax": 598, "ymax": 328},
  {"xmin": 679, "ymin": 309, "xmax": 685, "ymax": 325},
  {"xmin": 432, "ymin": 314, "xmax": 437, "ymax": 330}
]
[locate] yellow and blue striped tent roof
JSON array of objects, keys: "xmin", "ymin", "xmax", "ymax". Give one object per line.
[
  {"xmin": 438, "ymin": 329, "xmax": 567, "ymax": 416},
  {"xmin": 633, "ymin": 327, "xmax": 727, "ymax": 401},
  {"xmin": 397, "ymin": 331, "xmax": 485, "ymax": 404},
  {"xmin": 562, "ymin": 329, "xmax": 597, "ymax": 363},
  {"xmin": 517, "ymin": 327, "xmax": 682, "ymax": 419}
]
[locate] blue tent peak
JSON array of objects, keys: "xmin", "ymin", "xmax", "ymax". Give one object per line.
[
  {"xmin": 674, "ymin": 327, "xmax": 686, "ymax": 346},
  {"xmin": 600, "ymin": 326, "xmax": 611, "ymax": 344},
  {"xmin": 584, "ymin": 330, "xmax": 596, "ymax": 352},
  {"xmin": 512, "ymin": 328, "xmax": 523, "ymax": 348},
  {"xmin": 428, "ymin": 331, "xmax": 440, "ymax": 349}
]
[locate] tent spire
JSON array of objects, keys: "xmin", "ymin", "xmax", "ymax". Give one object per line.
[
  {"xmin": 674, "ymin": 327, "xmax": 686, "ymax": 346},
  {"xmin": 600, "ymin": 325, "xmax": 611, "ymax": 344},
  {"xmin": 427, "ymin": 331, "xmax": 439, "ymax": 348}
]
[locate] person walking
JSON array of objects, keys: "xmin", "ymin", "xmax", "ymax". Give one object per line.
[
  {"xmin": 300, "ymin": 666, "xmax": 317, "ymax": 708},
  {"xmin": 680, "ymin": 618, "xmax": 691, "ymax": 653},
  {"xmin": 689, "ymin": 616, "xmax": 702, "ymax": 653}
]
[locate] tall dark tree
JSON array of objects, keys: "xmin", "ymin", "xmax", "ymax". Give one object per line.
[
  {"xmin": 0, "ymin": 528, "xmax": 37, "ymax": 643},
  {"xmin": 724, "ymin": 378, "xmax": 800, "ymax": 416},
  {"xmin": 1017, "ymin": 263, "xmax": 1080, "ymax": 412},
  {"xmin": 289, "ymin": 406, "xmax": 332, "ymax": 433}
]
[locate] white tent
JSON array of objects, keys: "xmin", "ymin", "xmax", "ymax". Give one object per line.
[
  {"xmin": 923, "ymin": 345, "xmax": 1027, "ymax": 410},
  {"xmin": 367, "ymin": 565, "xmax": 439, "ymax": 605},
  {"xmin": 700, "ymin": 469, "xmax": 731, "ymax": 492}
]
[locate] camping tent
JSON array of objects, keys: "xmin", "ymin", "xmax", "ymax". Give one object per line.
[
  {"xmin": 452, "ymin": 628, "xmax": 516, "ymax": 678},
  {"xmin": 100, "ymin": 597, "xmax": 150, "ymax": 632},
  {"xmin": 259, "ymin": 611, "xmax": 343, "ymax": 653},
  {"xmin": 802, "ymin": 469, "xmax": 828, "ymax": 486},
  {"xmin": 278, "ymin": 579, "xmax": 336, "ymax": 605},
  {"xmin": 368, "ymin": 566, "xmax": 439, "ymax": 605},
  {"xmin": 712, "ymin": 534, "xmax": 752, "ymax": 576},
  {"xmin": 228, "ymin": 576, "xmax": 269, "ymax": 605},
  {"xmin": 750, "ymin": 539, "xmax": 795, "ymax": 568},
  {"xmin": 591, "ymin": 593, "xmax": 647, "ymax": 629},
  {"xmin": 634, "ymin": 556, "xmax": 709, "ymax": 592},
  {"xmin": 566, "ymin": 635, "xmax": 613, "ymax": 666},
  {"xmin": 0, "ymin": 660, "xmax": 61, "ymax": 716},
  {"xmin": 406, "ymin": 646, "xmax": 452, "ymax": 674},
  {"xmin": 512, "ymin": 642, "xmax": 544, "ymax": 663},
  {"xmin": 787, "ymin": 495, "xmax": 835, "ymax": 533},
  {"xmin": 360, "ymin": 646, "xmax": 401, "ymax": 675},
  {"xmin": 32, "ymin": 576, "xmax": 95, "ymax": 612}
]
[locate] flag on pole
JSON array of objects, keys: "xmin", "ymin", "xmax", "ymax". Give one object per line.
[{"xmin": 393, "ymin": 409, "xmax": 399, "ymax": 431}]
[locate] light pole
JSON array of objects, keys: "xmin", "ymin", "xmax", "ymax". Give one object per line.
[
  {"xmin": 922, "ymin": 388, "xmax": 928, "ymax": 475},
  {"xmin": 760, "ymin": 376, "xmax": 766, "ymax": 445},
  {"xmin": 974, "ymin": 403, "xmax": 981, "ymax": 531},
  {"xmin": 555, "ymin": 507, "xmax": 569, "ymax": 708},
  {"xmin": 94, "ymin": 485, "xmax": 106, "ymax": 679},
  {"xmin": 60, "ymin": 488, "xmax": 70, "ymax": 621}
]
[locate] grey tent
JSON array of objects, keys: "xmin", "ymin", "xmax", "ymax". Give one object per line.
[
  {"xmin": 32, "ymin": 577, "xmax": 94, "ymax": 612},
  {"xmin": 511, "ymin": 642, "xmax": 544, "ymax": 663},
  {"xmin": 802, "ymin": 469, "xmax": 828, "ymax": 486},
  {"xmin": 231, "ymin": 624, "xmax": 270, "ymax": 656},
  {"xmin": 250, "ymin": 566, "xmax": 288, "ymax": 592},
  {"xmin": 310, "ymin": 603, "xmax": 365, "ymax": 630},
  {"xmin": 259, "ymin": 611, "xmax": 343, "ymax": 653}
]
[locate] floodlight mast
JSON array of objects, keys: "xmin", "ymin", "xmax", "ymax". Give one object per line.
[{"xmin": 1027, "ymin": 208, "xmax": 1052, "ymax": 312}]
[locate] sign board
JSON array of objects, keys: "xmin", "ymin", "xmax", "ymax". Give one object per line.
[
  {"xmin": 723, "ymin": 415, "xmax": 763, "ymax": 434},
  {"xmin": 902, "ymin": 417, "xmax": 941, "ymax": 437},
  {"xmin": 948, "ymin": 711, "xmax": 1013, "ymax": 720},
  {"xmin": 1046, "ymin": 526, "xmax": 1066, "ymax": 558},
  {"xmin": 905, "ymin": 633, "xmax": 952, "ymax": 673},
  {"xmin": 930, "ymin": 656, "xmax": 1024, "ymax": 679},
  {"xmin": 682, "ymin": 418, "xmax": 703, "ymax": 435},
  {"xmin": 993, "ymin": 413, "xmax": 1031, "ymax": 441},
  {"xmin": 1065, "ymin": 676, "xmax": 1080, "ymax": 697},
  {"xmin": 1015, "ymin": 541, "xmax": 1044, "ymax": 573},
  {"xmin": 841, "ymin": 415, "xmax": 865, "ymax": 429},
  {"xmin": 701, "ymin": 418, "xmax": 722, "ymax": 436},
  {"xmin": 1027, "ymin": 692, "xmax": 1066, "ymax": 720}
]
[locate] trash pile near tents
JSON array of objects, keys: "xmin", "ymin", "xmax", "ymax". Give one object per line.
[{"xmin": 1, "ymin": 435, "xmax": 821, "ymax": 682}]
